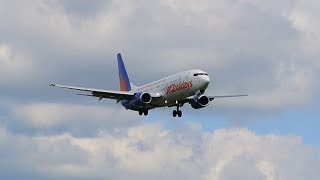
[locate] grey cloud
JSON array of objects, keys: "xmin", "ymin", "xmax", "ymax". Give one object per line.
[
  {"xmin": 0, "ymin": 0, "xmax": 319, "ymax": 134},
  {"xmin": 56, "ymin": 0, "xmax": 111, "ymax": 18},
  {"xmin": 0, "ymin": 128, "xmax": 88, "ymax": 179}
]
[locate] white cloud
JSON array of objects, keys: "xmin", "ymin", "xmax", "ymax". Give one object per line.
[
  {"xmin": 13, "ymin": 102, "xmax": 139, "ymax": 130},
  {"xmin": 0, "ymin": 124, "xmax": 318, "ymax": 179},
  {"xmin": 0, "ymin": 44, "xmax": 34, "ymax": 84},
  {"xmin": 289, "ymin": 1, "xmax": 320, "ymax": 69}
]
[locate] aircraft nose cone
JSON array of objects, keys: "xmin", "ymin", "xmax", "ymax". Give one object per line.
[{"xmin": 202, "ymin": 75, "xmax": 210, "ymax": 88}]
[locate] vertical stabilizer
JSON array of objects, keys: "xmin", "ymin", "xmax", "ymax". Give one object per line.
[{"xmin": 117, "ymin": 53, "xmax": 131, "ymax": 91}]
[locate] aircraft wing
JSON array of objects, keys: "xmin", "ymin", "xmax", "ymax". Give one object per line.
[
  {"xmin": 49, "ymin": 84, "xmax": 161, "ymax": 101},
  {"xmin": 207, "ymin": 94, "xmax": 248, "ymax": 100},
  {"xmin": 178, "ymin": 94, "xmax": 248, "ymax": 105}
]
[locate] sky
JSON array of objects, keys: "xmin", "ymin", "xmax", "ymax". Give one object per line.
[{"xmin": 0, "ymin": 0, "xmax": 319, "ymax": 179}]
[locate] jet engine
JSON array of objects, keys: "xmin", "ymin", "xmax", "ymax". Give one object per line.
[
  {"xmin": 191, "ymin": 95, "xmax": 210, "ymax": 109},
  {"xmin": 131, "ymin": 92, "xmax": 152, "ymax": 106}
]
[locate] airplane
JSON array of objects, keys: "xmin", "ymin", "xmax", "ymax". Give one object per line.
[{"xmin": 50, "ymin": 53, "xmax": 247, "ymax": 117}]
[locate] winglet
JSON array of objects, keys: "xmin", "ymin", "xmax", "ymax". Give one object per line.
[{"xmin": 117, "ymin": 53, "xmax": 131, "ymax": 91}]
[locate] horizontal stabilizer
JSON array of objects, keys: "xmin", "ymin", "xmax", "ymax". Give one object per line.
[{"xmin": 130, "ymin": 83, "xmax": 138, "ymax": 90}]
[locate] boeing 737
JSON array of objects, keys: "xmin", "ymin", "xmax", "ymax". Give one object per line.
[{"xmin": 50, "ymin": 53, "xmax": 247, "ymax": 117}]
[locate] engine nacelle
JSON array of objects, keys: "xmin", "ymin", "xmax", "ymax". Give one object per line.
[
  {"xmin": 191, "ymin": 95, "xmax": 210, "ymax": 109},
  {"xmin": 131, "ymin": 92, "xmax": 152, "ymax": 106}
]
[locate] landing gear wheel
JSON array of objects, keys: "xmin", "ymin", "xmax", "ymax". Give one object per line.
[
  {"xmin": 173, "ymin": 109, "xmax": 182, "ymax": 117},
  {"xmin": 139, "ymin": 111, "xmax": 143, "ymax": 116},
  {"xmin": 173, "ymin": 110, "xmax": 177, "ymax": 117},
  {"xmin": 144, "ymin": 110, "xmax": 148, "ymax": 116}
]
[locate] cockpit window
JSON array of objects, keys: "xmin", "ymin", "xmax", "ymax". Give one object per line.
[{"xmin": 193, "ymin": 73, "xmax": 208, "ymax": 76}]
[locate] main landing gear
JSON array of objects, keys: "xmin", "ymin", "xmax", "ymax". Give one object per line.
[
  {"xmin": 139, "ymin": 110, "xmax": 148, "ymax": 116},
  {"xmin": 173, "ymin": 106, "xmax": 182, "ymax": 117}
]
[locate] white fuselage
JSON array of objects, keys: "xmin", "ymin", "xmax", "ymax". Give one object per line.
[{"xmin": 132, "ymin": 69, "xmax": 210, "ymax": 108}]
